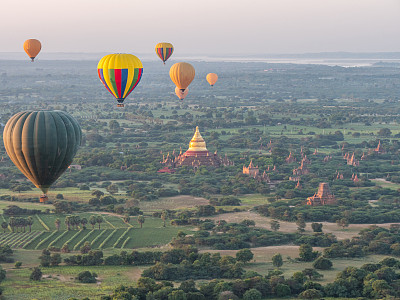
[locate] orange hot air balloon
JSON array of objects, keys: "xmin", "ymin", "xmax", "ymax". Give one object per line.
[
  {"xmin": 23, "ymin": 39, "xmax": 41, "ymax": 62},
  {"xmin": 169, "ymin": 62, "xmax": 195, "ymax": 92},
  {"xmin": 175, "ymin": 87, "xmax": 189, "ymax": 100},
  {"xmin": 206, "ymin": 73, "xmax": 218, "ymax": 87}
]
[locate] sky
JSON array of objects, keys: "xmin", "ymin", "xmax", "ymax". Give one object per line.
[{"xmin": 1, "ymin": 0, "xmax": 400, "ymax": 55}]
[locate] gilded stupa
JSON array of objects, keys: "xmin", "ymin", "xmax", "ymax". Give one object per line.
[
  {"xmin": 184, "ymin": 126, "xmax": 209, "ymax": 156},
  {"xmin": 160, "ymin": 126, "xmax": 234, "ymax": 170}
]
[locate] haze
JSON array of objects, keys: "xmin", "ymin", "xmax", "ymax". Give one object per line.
[{"xmin": 1, "ymin": 0, "xmax": 400, "ymax": 55}]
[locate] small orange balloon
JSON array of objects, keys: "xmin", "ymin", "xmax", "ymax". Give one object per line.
[
  {"xmin": 175, "ymin": 87, "xmax": 189, "ymax": 100},
  {"xmin": 206, "ymin": 73, "xmax": 218, "ymax": 86},
  {"xmin": 23, "ymin": 39, "xmax": 41, "ymax": 62}
]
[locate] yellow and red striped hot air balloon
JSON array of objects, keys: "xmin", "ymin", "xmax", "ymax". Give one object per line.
[
  {"xmin": 206, "ymin": 73, "xmax": 218, "ymax": 87},
  {"xmin": 97, "ymin": 54, "xmax": 143, "ymax": 107},
  {"xmin": 23, "ymin": 39, "xmax": 41, "ymax": 62},
  {"xmin": 155, "ymin": 42, "xmax": 174, "ymax": 64}
]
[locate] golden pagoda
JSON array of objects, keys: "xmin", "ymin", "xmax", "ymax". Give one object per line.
[
  {"xmin": 185, "ymin": 126, "xmax": 209, "ymax": 156},
  {"xmin": 160, "ymin": 126, "xmax": 234, "ymax": 170}
]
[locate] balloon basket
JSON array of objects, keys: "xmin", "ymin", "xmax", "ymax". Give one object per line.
[
  {"xmin": 117, "ymin": 104, "xmax": 124, "ymax": 107},
  {"xmin": 39, "ymin": 194, "xmax": 48, "ymax": 203}
]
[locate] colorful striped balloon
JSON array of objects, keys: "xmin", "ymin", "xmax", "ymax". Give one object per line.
[
  {"xmin": 97, "ymin": 54, "xmax": 143, "ymax": 107},
  {"xmin": 155, "ymin": 42, "xmax": 174, "ymax": 64}
]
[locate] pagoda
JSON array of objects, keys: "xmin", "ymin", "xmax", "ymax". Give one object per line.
[
  {"xmin": 306, "ymin": 183, "xmax": 337, "ymax": 206},
  {"xmin": 160, "ymin": 127, "xmax": 233, "ymax": 170}
]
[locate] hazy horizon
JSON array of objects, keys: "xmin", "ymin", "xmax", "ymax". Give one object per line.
[{"xmin": 2, "ymin": 0, "xmax": 399, "ymax": 55}]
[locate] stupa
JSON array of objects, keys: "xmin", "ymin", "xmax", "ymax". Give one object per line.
[{"xmin": 160, "ymin": 126, "xmax": 233, "ymax": 170}]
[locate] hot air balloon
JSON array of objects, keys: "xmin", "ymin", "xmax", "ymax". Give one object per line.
[
  {"xmin": 155, "ymin": 42, "xmax": 174, "ymax": 64},
  {"xmin": 175, "ymin": 87, "xmax": 189, "ymax": 100},
  {"xmin": 169, "ymin": 62, "xmax": 195, "ymax": 92},
  {"xmin": 206, "ymin": 73, "xmax": 218, "ymax": 87},
  {"xmin": 3, "ymin": 111, "xmax": 82, "ymax": 202},
  {"xmin": 97, "ymin": 54, "xmax": 143, "ymax": 107},
  {"xmin": 23, "ymin": 39, "xmax": 41, "ymax": 62}
]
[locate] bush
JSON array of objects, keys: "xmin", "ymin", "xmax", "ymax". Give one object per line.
[
  {"xmin": 76, "ymin": 271, "xmax": 97, "ymax": 283},
  {"xmin": 313, "ymin": 257, "xmax": 333, "ymax": 270},
  {"xmin": 243, "ymin": 288, "xmax": 262, "ymax": 300},
  {"xmin": 30, "ymin": 267, "xmax": 42, "ymax": 281},
  {"xmin": 299, "ymin": 289, "xmax": 323, "ymax": 299}
]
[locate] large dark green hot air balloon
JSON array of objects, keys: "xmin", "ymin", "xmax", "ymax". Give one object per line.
[{"xmin": 3, "ymin": 111, "xmax": 81, "ymax": 200}]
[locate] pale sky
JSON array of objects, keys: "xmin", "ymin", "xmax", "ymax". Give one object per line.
[{"xmin": 1, "ymin": 0, "xmax": 399, "ymax": 55}]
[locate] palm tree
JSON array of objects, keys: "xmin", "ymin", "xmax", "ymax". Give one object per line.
[
  {"xmin": 73, "ymin": 216, "xmax": 81, "ymax": 230},
  {"xmin": 9, "ymin": 217, "xmax": 15, "ymax": 233},
  {"xmin": 96, "ymin": 216, "xmax": 103, "ymax": 230},
  {"xmin": 1, "ymin": 222, "xmax": 8, "ymax": 233},
  {"xmin": 81, "ymin": 217, "xmax": 88, "ymax": 229},
  {"xmin": 137, "ymin": 215, "xmax": 145, "ymax": 228},
  {"xmin": 20, "ymin": 218, "xmax": 27, "ymax": 232},
  {"xmin": 89, "ymin": 215, "xmax": 97, "ymax": 229},
  {"xmin": 27, "ymin": 216, "xmax": 34, "ymax": 233},
  {"xmin": 55, "ymin": 218, "xmax": 61, "ymax": 231},
  {"xmin": 65, "ymin": 216, "xmax": 71, "ymax": 231}
]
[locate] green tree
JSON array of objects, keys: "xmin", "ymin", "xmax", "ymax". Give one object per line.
[
  {"xmin": 55, "ymin": 218, "xmax": 61, "ymax": 231},
  {"xmin": 299, "ymin": 289, "xmax": 323, "ymax": 299},
  {"xmin": 296, "ymin": 213, "xmax": 306, "ymax": 232},
  {"xmin": 39, "ymin": 249, "xmax": 51, "ymax": 267},
  {"xmin": 96, "ymin": 216, "xmax": 103, "ymax": 229},
  {"xmin": 168, "ymin": 290, "xmax": 187, "ymax": 300},
  {"xmin": 50, "ymin": 253, "xmax": 62, "ymax": 266},
  {"xmin": 89, "ymin": 215, "xmax": 97, "ymax": 229},
  {"xmin": 30, "ymin": 267, "xmax": 42, "ymax": 281},
  {"xmin": 313, "ymin": 257, "xmax": 333, "ymax": 270},
  {"xmin": 137, "ymin": 215, "xmax": 145, "ymax": 228},
  {"xmin": 243, "ymin": 288, "xmax": 262, "ymax": 300},
  {"xmin": 299, "ymin": 244, "xmax": 319, "ymax": 262},
  {"xmin": 1, "ymin": 222, "xmax": 8, "ymax": 233},
  {"xmin": 311, "ymin": 223, "xmax": 323, "ymax": 232},
  {"xmin": 106, "ymin": 184, "xmax": 119, "ymax": 195},
  {"xmin": 92, "ymin": 190, "xmax": 104, "ymax": 199},
  {"xmin": 161, "ymin": 210, "xmax": 169, "ymax": 227},
  {"xmin": 270, "ymin": 220, "xmax": 280, "ymax": 231},
  {"xmin": 80, "ymin": 241, "xmax": 91, "ymax": 254},
  {"xmin": 236, "ymin": 249, "xmax": 254, "ymax": 263},
  {"xmin": 26, "ymin": 216, "xmax": 33, "ymax": 232},
  {"xmin": 272, "ymin": 253, "xmax": 283, "ymax": 268},
  {"xmin": 14, "ymin": 261, "xmax": 22, "ymax": 269}
]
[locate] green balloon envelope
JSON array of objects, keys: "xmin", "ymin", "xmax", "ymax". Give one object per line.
[{"xmin": 3, "ymin": 111, "xmax": 82, "ymax": 194}]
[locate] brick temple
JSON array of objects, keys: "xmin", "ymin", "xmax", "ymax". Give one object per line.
[{"xmin": 306, "ymin": 183, "xmax": 337, "ymax": 206}]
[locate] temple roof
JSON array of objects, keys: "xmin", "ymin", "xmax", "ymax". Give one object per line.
[{"xmin": 184, "ymin": 126, "xmax": 210, "ymax": 156}]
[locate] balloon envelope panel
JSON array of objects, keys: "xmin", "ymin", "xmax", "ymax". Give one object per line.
[{"xmin": 3, "ymin": 111, "xmax": 82, "ymax": 193}]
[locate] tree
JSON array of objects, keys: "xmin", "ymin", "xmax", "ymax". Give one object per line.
[
  {"xmin": 1, "ymin": 222, "xmax": 8, "ymax": 233},
  {"xmin": 96, "ymin": 216, "xmax": 103, "ymax": 229},
  {"xmin": 30, "ymin": 267, "xmax": 42, "ymax": 281},
  {"xmin": 161, "ymin": 210, "xmax": 169, "ymax": 227},
  {"xmin": 313, "ymin": 257, "xmax": 333, "ymax": 270},
  {"xmin": 236, "ymin": 249, "xmax": 253, "ymax": 263},
  {"xmin": 65, "ymin": 216, "xmax": 71, "ymax": 231},
  {"xmin": 15, "ymin": 261, "xmax": 22, "ymax": 269},
  {"xmin": 168, "ymin": 290, "xmax": 187, "ymax": 300},
  {"xmin": 137, "ymin": 215, "xmax": 145, "ymax": 228},
  {"xmin": 272, "ymin": 253, "xmax": 283, "ymax": 268},
  {"xmin": 50, "ymin": 253, "xmax": 62, "ymax": 266},
  {"xmin": 311, "ymin": 223, "xmax": 323, "ymax": 232},
  {"xmin": 9, "ymin": 217, "xmax": 15, "ymax": 232},
  {"xmin": 243, "ymin": 288, "xmax": 262, "ymax": 300},
  {"xmin": 296, "ymin": 213, "xmax": 306, "ymax": 232},
  {"xmin": 299, "ymin": 289, "xmax": 323, "ymax": 299},
  {"xmin": 39, "ymin": 249, "xmax": 51, "ymax": 267},
  {"xmin": 123, "ymin": 215, "xmax": 130, "ymax": 224},
  {"xmin": 56, "ymin": 194, "xmax": 64, "ymax": 199},
  {"xmin": 27, "ymin": 216, "xmax": 33, "ymax": 232},
  {"xmin": 336, "ymin": 218, "xmax": 349, "ymax": 229},
  {"xmin": 270, "ymin": 220, "xmax": 280, "ymax": 231},
  {"xmin": 77, "ymin": 271, "xmax": 97, "ymax": 283},
  {"xmin": 55, "ymin": 218, "xmax": 61, "ymax": 231},
  {"xmin": 302, "ymin": 268, "xmax": 323, "ymax": 280},
  {"xmin": 89, "ymin": 215, "xmax": 97, "ymax": 229},
  {"xmin": 81, "ymin": 217, "xmax": 88, "ymax": 229},
  {"xmin": 92, "ymin": 190, "xmax": 104, "ymax": 199},
  {"xmin": 61, "ymin": 243, "xmax": 70, "ymax": 253},
  {"xmin": 299, "ymin": 244, "xmax": 319, "ymax": 262},
  {"xmin": 80, "ymin": 241, "xmax": 91, "ymax": 254},
  {"xmin": 106, "ymin": 184, "xmax": 119, "ymax": 195},
  {"xmin": 378, "ymin": 128, "xmax": 391, "ymax": 137}
]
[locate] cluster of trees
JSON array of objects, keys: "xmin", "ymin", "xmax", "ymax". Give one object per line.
[
  {"xmin": 3, "ymin": 205, "xmax": 43, "ymax": 216},
  {"xmin": 4, "ymin": 216, "xmax": 34, "ymax": 233},
  {"xmin": 62, "ymin": 215, "xmax": 103, "ymax": 230},
  {"xmin": 171, "ymin": 221, "xmax": 294, "ymax": 250}
]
